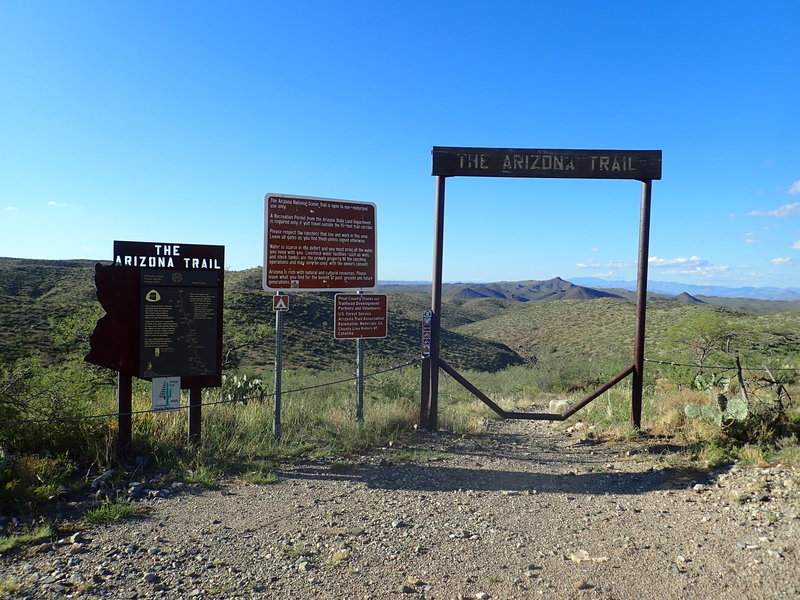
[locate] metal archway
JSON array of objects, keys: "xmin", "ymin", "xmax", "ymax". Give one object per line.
[{"xmin": 420, "ymin": 146, "xmax": 662, "ymax": 431}]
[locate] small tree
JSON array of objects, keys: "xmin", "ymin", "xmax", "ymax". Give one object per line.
[{"xmin": 664, "ymin": 309, "xmax": 736, "ymax": 389}]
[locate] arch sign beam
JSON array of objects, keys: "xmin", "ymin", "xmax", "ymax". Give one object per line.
[{"xmin": 421, "ymin": 146, "xmax": 662, "ymax": 431}]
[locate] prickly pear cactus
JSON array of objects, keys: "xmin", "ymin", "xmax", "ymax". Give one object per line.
[
  {"xmin": 723, "ymin": 395, "xmax": 748, "ymax": 421},
  {"xmin": 684, "ymin": 404, "xmax": 702, "ymax": 419},
  {"xmin": 684, "ymin": 393, "xmax": 749, "ymax": 430}
]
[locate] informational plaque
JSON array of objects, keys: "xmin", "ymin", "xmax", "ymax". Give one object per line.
[
  {"xmin": 152, "ymin": 377, "xmax": 181, "ymax": 411},
  {"xmin": 334, "ymin": 294, "xmax": 388, "ymax": 339},
  {"xmin": 264, "ymin": 194, "xmax": 377, "ymax": 291},
  {"xmin": 85, "ymin": 241, "xmax": 224, "ymax": 387},
  {"xmin": 139, "ymin": 269, "xmax": 221, "ymax": 379}
]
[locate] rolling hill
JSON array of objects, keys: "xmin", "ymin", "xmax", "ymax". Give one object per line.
[
  {"xmin": 0, "ymin": 260, "xmax": 522, "ymax": 372},
  {"xmin": 3, "ymin": 258, "xmax": 799, "ymax": 375}
]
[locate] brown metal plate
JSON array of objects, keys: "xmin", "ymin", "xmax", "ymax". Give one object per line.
[
  {"xmin": 334, "ymin": 294, "xmax": 387, "ymax": 339},
  {"xmin": 432, "ymin": 147, "xmax": 662, "ymax": 180},
  {"xmin": 264, "ymin": 194, "xmax": 377, "ymax": 291}
]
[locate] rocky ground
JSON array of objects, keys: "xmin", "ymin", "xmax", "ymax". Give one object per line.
[{"xmin": 1, "ymin": 419, "xmax": 799, "ymax": 600}]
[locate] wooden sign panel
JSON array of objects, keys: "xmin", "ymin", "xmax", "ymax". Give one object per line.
[
  {"xmin": 86, "ymin": 241, "xmax": 224, "ymax": 388},
  {"xmin": 334, "ymin": 294, "xmax": 388, "ymax": 339},
  {"xmin": 264, "ymin": 194, "xmax": 377, "ymax": 291},
  {"xmin": 432, "ymin": 147, "xmax": 662, "ymax": 180}
]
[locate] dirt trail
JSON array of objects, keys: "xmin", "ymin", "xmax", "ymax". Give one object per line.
[{"xmin": 3, "ymin": 419, "xmax": 799, "ymax": 599}]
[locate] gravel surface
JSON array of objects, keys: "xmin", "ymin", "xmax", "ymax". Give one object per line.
[{"xmin": 2, "ymin": 419, "xmax": 799, "ymax": 599}]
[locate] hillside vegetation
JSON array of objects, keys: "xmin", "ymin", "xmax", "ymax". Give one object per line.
[
  {"xmin": 456, "ymin": 297, "xmax": 800, "ymax": 366},
  {"xmin": 1, "ymin": 258, "xmax": 799, "ymax": 524},
  {"xmin": 4, "ymin": 258, "xmax": 800, "ymax": 374},
  {"xmin": 0, "ymin": 260, "xmax": 522, "ymax": 372}
]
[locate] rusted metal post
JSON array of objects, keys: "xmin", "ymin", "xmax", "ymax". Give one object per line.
[
  {"xmin": 188, "ymin": 388, "xmax": 202, "ymax": 445},
  {"xmin": 420, "ymin": 355, "xmax": 431, "ymax": 426},
  {"xmin": 117, "ymin": 372, "xmax": 133, "ymax": 459},
  {"xmin": 355, "ymin": 336, "xmax": 364, "ymax": 423},
  {"xmin": 273, "ymin": 301, "xmax": 284, "ymax": 440},
  {"xmin": 424, "ymin": 176, "xmax": 446, "ymax": 431},
  {"xmin": 632, "ymin": 179, "xmax": 653, "ymax": 429}
]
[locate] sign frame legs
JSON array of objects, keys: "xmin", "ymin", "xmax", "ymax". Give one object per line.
[
  {"xmin": 188, "ymin": 388, "xmax": 202, "ymax": 445},
  {"xmin": 117, "ymin": 372, "xmax": 133, "ymax": 459},
  {"xmin": 421, "ymin": 170, "xmax": 655, "ymax": 431},
  {"xmin": 421, "ymin": 176, "xmax": 446, "ymax": 430},
  {"xmin": 356, "ymin": 337, "xmax": 365, "ymax": 423}
]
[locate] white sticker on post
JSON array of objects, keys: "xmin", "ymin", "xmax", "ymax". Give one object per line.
[{"xmin": 152, "ymin": 377, "xmax": 181, "ymax": 411}]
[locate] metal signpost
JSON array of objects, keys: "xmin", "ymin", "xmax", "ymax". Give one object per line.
[
  {"xmin": 86, "ymin": 241, "xmax": 224, "ymax": 454},
  {"xmin": 422, "ymin": 147, "xmax": 662, "ymax": 431},
  {"xmin": 264, "ymin": 194, "xmax": 378, "ymax": 435},
  {"xmin": 334, "ymin": 293, "xmax": 388, "ymax": 422},
  {"xmin": 272, "ymin": 293, "xmax": 285, "ymax": 440}
]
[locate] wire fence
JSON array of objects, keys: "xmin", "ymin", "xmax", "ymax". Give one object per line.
[
  {"xmin": 0, "ymin": 357, "xmax": 421, "ymax": 427},
  {"xmin": 644, "ymin": 357, "xmax": 800, "ymax": 372},
  {"xmin": 3, "ymin": 355, "xmax": 797, "ymax": 428}
]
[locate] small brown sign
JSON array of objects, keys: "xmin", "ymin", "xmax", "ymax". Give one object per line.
[
  {"xmin": 422, "ymin": 309, "xmax": 432, "ymax": 356},
  {"xmin": 334, "ymin": 294, "xmax": 388, "ymax": 339},
  {"xmin": 264, "ymin": 194, "xmax": 377, "ymax": 291},
  {"xmin": 432, "ymin": 147, "xmax": 662, "ymax": 180},
  {"xmin": 273, "ymin": 295, "xmax": 289, "ymax": 311}
]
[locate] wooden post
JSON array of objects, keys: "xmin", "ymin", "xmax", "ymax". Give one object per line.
[
  {"xmin": 117, "ymin": 372, "xmax": 133, "ymax": 459},
  {"xmin": 188, "ymin": 388, "xmax": 202, "ymax": 445},
  {"xmin": 631, "ymin": 179, "xmax": 653, "ymax": 429},
  {"xmin": 424, "ymin": 176, "xmax": 446, "ymax": 430}
]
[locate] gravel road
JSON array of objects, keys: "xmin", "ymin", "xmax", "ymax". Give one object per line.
[{"xmin": 2, "ymin": 419, "xmax": 799, "ymax": 599}]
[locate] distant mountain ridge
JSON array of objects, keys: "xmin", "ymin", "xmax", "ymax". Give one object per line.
[
  {"xmin": 571, "ymin": 277, "xmax": 800, "ymax": 302},
  {"xmin": 377, "ymin": 277, "xmax": 622, "ymax": 302},
  {"xmin": 445, "ymin": 277, "xmax": 622, "ymax": 302}
]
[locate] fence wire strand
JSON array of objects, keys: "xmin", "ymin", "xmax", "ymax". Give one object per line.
[
  {"xmin": 0, "ymin": 357, "xmax": 421, "ymax": 427},
  {"xmin": 4, "ymin": 356, "xmax": 796, "ymax": 427},
  {"xmin": 644, "ymin": 357, "xmax": 800, "ymax": 372}
]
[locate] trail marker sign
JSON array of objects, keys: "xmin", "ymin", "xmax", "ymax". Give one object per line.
[
  {"xmin": 422, "ymin": 309, "xmax": 432, "ymax": 356},
  {"xmin": 273, "ymin": 295, "xmax": 290, "ymax": 311},
  {"xmin": 264, "ymin": 194, "xmax": 377, "ymax": 291},
  {"xmin": 432, "ymin": 147, "xmax": 662, "ymax": 180},
  {"xmin": 334, "ymin": 294, "xmax": 388, "ymax": 339},
  {"xmin": 152, "ymin": 377, "xmax": 181, "ymax": 411},
  {"xmin": 86, "ymin": 240, "xmax": 224, "ymax": 388}
]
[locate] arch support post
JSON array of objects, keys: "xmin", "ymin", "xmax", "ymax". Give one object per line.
[
  {"xmin": 421, "ymin": 176, "xmax": 446, "ymax": 430},
  {"xmin": 632, "ymin": 179, "xmax": 653, "ymax": 429}
]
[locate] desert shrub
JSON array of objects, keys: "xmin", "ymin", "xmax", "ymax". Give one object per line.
[{"xmin": 0, "ymin": 358, "xmax": 115, "ymax": 457}]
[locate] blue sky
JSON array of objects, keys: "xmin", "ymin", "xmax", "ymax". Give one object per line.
[{"xmin": 2, "ymin": 1, "xmax": 799, "ymax": 288}]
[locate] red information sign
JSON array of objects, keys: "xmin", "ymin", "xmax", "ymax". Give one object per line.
[
  {"xmin": 334, "ymin": 294, "xmax": 388, "ymax": 339},
  {"xmin": 264, "ymin": 194, "xmax": 377, "ymax": 291}
]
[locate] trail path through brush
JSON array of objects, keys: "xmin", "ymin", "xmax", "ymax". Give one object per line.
[{"xmin": 3, "ymin": 419, "xmax": 799, "ymax": 599}]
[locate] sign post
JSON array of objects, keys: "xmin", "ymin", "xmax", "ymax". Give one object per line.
[
  {"xmin": 334, "ymin": 293, "xmax": 388, "ymax": 422},
  {"xmin": 264, "ymin": 193, "xmax": 379, "ymax": 428},
  {"xmin": 273, "ymin": 292, "xmax": 285, "ymax": 440},
  {"xmin": 87, "ymin": 241, "xmax": 224, "ymax": 453}
]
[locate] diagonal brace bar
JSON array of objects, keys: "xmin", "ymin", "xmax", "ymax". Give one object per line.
[{"xmin": 439, "ymin": 359, "xmax": 634, "ymax": 421}]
